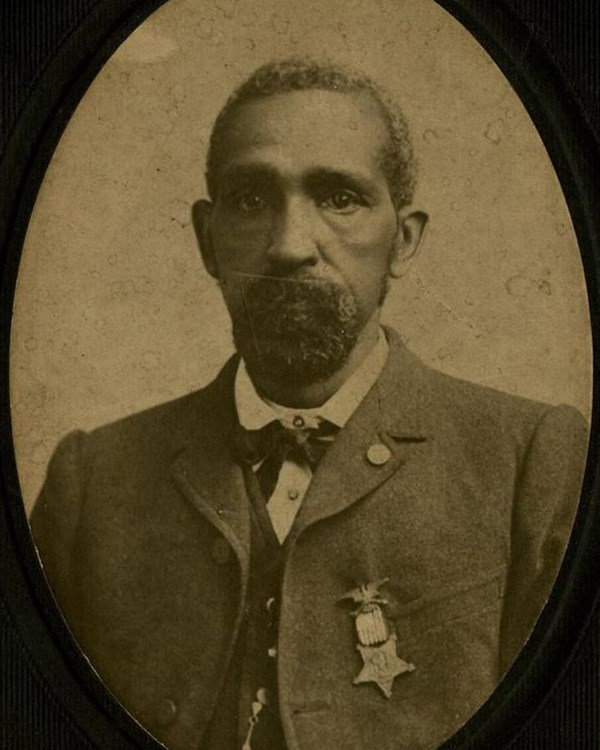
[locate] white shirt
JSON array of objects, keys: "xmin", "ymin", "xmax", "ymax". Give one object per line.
[{"xmin": 234, "ymin": 331, "xmax": 389, "ymax": 543}]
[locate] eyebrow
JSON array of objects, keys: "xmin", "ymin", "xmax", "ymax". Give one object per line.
[
  {"xmin": 219, "ymin": 163, "xmax": 381, "ymax": 198},
  {"xmin": 303, "ymin": 168, "xmax": 380, "ymax": 198},
  {"xmin": 219, "ymin": 163, "xmax": 279, "ymax": 190}
]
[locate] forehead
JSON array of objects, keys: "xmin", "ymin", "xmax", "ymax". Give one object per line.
[{"xmin": 215, "ymin": 89, "xmax": 390, "ymax": 183}]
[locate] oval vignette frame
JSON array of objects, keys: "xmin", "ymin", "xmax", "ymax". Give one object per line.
[{"xmin": 0, "ymin": 1, "xmax": 598, "ymax": 749}]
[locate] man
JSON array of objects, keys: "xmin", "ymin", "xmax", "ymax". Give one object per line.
[{"xmin": 31, "ymin": 59, "xmax": 588, "ymax": 750}]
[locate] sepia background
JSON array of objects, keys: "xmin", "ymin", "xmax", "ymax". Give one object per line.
[{"xmin": 10, "ymin": 0, "xmax": 592, "ymax": 513}]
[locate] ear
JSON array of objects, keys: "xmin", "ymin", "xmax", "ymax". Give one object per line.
[
  {"xmin": 389, "ymin": 208, "xmax": 429, "ymax": 278},
  {"xmin": 191, "ymin": 199, "xmax": 219, "ymax": 279}
]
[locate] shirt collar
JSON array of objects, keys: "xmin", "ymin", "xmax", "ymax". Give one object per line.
[{"xmin": 234, "ymin": 330, "xmax": 389, "ymax": 431}]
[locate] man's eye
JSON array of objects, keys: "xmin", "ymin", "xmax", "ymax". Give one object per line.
[
  {"xmin": 236, "ymin": 193, "xmax": 268, "ymax": 213},
  {"xmin": 320, "ymin": 190, "xmax": 362, "ymax": 213}
]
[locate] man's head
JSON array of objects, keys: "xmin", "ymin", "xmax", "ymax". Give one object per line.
[
  {"xmin": 206, "ymin": 59, "xmax": 417, "ymax": 210},
  {"xmin": 192, "ymin": 59, "xmax": 428, "ymax": 391}
]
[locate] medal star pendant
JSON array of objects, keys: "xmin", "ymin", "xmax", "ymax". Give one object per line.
[{"xmin": 353, "ymin": 634, "xmax": 415, "ymax": 698}]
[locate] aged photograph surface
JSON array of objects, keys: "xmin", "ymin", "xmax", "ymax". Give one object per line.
[{"xmin": 9, "ymin": 1, "xmax": 591, "ymax": 749}]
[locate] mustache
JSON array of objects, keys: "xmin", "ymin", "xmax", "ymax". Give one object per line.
[
  {"xmin": 226, "ymin": 270, "xmax": 341, "ymax": 287},
  {"xmin": 228, "ymin": 270, "xmax": 339, "ymax": 289},
  {"xmin": 230, "ymin": 271, "xmax": 356, "ymax": 321}
]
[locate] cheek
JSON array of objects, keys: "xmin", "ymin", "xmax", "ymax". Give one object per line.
[
  {"xmin": 211, "ymin": 219, "xmax": 271, "ymax": 271},
  {"xmin": 329, "ymin": 217, "xmax": 397, "ymax": 307},
  {"xmin": 332, "ymin": 213, "xmax": 396, "ymax": 272}
]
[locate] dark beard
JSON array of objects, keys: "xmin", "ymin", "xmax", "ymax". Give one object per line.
[{"xmin": 229, "ymin": 272, "xmax": 363, "ymax": 387}]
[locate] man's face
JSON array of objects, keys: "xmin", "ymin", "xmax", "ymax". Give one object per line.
[{"xmin": 194, "ymin": 89, "xmax": 421, "ymax": 387}]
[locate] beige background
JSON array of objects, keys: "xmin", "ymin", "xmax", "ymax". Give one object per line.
[{"xmin": 10, "ymin": 0, "xmax": 592, "ymax": 513}]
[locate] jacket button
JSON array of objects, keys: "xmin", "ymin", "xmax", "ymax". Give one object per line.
[
  {"xmin": 154, "ymin": 698, "xmax": 177, "ymax": 728},
  {"xmin": 366, "ymin": 443, "xmax": 392, "ymax": 466},
  {"xmin": 211, "ymin": 537, "xmax": 230, "ymax": 564}
]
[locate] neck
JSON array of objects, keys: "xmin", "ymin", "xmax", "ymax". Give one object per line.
[{"xmin": 251, "ymin": 314, "xmax": 382, "ymax": 408}]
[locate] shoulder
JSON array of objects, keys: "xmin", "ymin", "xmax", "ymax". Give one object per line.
[
  {"xmin": 383, "ymin": 331, "xmax": 587, "ymax": 455},
  {"xmin": 426, "ymin": 363, "xmax": 586, "ymax": 446},
  {"xmin": 425, "ymin": 363, "xmax": 554, "ymax": 420},
  {"xmin": 51, "ymin": 355, "xmax": 239, "ymax": 470}
]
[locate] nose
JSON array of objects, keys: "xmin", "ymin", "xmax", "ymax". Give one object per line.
[{"xmin": 267, "ymin": 196, "xmax": 320, "ymax": 270}]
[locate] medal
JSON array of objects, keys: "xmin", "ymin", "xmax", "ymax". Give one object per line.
[
  {"xmin": 354, "ymin": 635, "xmax": 415, "ymax": 698},
  {"xmin": 340, "ymin": 578, "xmax": 415, "ymax": 698}
]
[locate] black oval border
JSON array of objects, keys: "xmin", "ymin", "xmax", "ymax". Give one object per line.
[{"xmin": 0, "ymin": 1, "xmax": 598, "ymax": 748}]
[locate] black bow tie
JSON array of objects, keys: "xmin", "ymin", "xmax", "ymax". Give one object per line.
[{"xmin": 233, "ymin": 419, "xmax": 339, "ymax": 500}]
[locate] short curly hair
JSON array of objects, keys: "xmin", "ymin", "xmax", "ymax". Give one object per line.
[{"xmin": 205, "ymin": 58, "xmax": 417, "ymax": 208}]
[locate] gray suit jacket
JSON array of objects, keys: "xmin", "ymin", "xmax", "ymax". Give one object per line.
[{"xmin": 30, "ymin": 331, "xmax": 588, "ymax": 750}]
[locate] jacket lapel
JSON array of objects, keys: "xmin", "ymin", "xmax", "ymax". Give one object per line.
[
  {"xmin": 169, "ymin": 358, "xmax": 252, "ymax": 578},
  {"xmin": 168, "ymin": 332, "xmax": 434, "ymax": 550},
  {"xmin": 293, "ymin": 331, "xmax": 431, "ymax": 534}
]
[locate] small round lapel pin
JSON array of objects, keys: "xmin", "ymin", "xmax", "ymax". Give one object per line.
[{"xmin": 366, "ymin": 443, "xmax": 392, "ymax": 466}]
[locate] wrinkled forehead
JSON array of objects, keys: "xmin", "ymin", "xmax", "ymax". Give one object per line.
[{"xmin": 212, "ymin": 89, "xmax": 391, "ymax": 187}]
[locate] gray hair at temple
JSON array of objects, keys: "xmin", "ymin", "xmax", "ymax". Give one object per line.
[{"xmin": 205, "ymin": 58, "xmax": 418, "ymax": 209}]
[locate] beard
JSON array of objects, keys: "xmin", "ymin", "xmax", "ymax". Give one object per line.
[{"xmin": 227, "ymin": 271, "xmax": 367, "ymax": 387}]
